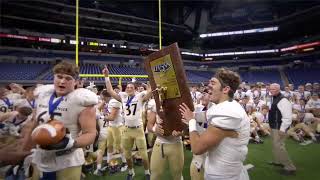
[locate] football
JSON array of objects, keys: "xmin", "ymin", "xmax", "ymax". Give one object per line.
[{"xmin": 31, "ymin": 119, "xmax": 66, "ymax": 147}]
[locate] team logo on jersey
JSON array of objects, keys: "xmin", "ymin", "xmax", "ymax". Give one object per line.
[{"xmin": 153, "ymin": 62, "xmax": 171, "ymax": 73}]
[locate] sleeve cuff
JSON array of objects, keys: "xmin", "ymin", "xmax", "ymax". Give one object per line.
[{"xmin": 189, "ymin": 119, "xmax": 197, "ymax": 132}]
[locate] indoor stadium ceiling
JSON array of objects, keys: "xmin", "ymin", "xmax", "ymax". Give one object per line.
[{"xmin": 1, "ymin": 0, "xmax": 320, "ymax": 50}]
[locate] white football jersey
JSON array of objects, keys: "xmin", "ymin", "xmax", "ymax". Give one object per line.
[
  {"xmin": 14, "ymin": 98, "xmax": 37, "ymax": 109},
  {"xmin": 261, "ymin": 90, "xmax": 272, "ymax": 103},
  {"xmin": 0, "ymin": 111, "xmax": 32, "ymax": 136},
  {"xmin": 295, "ymin": 91, "xmax": 311, "ymax": 100},
  {"xmin": 107, "ymin": 99, "xmax": 123, "ymax": 127},
  {"xmin": 252, "ymin": 100, "xmax": 266, "ymax": 112},
  {"xmin": 253, "ymin": 90, "xmax": 262, "ymax": 99},
  {"xmin": 245, "ymin": 90, "xmax": 253, "ymax": 99},
  {"xmin": 119, "ymin": 91, "xmax": 146, "ymax": 127},
  {"xmin": 234, "ymin": 91, "xmax": 245, "ymax": 100},
  {"xmin": 95, "ymin": 102, "xmax": 108, "ymax": 141},
  {"xmin": 6, "ymin": 111, "xmax": 32, "ymax": 126},
  {"xmin": 282, "ymin": 91, "xmax": 293, "ymax": 99},
  {"xmin": 144, "ymin": 99, "xmax": 155, "ymax": 134},
  {"xmin": 239, "ymin": 101, "xmax": 253, "ymax": 112},
  {"xmin": 192, "ymin": 103, "xmax": 213, "ymax": 169},
  {"xmin": 190, "ymin": 91, "xmax": 202, "ymax": 104},
  {"xmin": 292, "ymin": 104, "xmax": 306, "ymax": 113},
  {"xmin": 32, "ymin": 85, "xmax": 98, "ymax": 172},
  {"xmin": 97, "ymin": 112, "xmax": 108, "ymax": 140},
  {"xmin": 205, "ymin": 100, "xmax": 250, "ymax": 178},
  {"xmin": 147, "ymin": 99, "xmax": 156, "ymax": 111},
  {"xmin": 306, "ymin": 99, "xmax": 320, "ymax": 109},
  {"xmin": 6, "ymin": 93, "xmax": 22, "ymax": 101},
  {"xmin": 253, "ymin": 111, "xmax": 269, "ymax": 123},
  {"xmin": 0, "ymin": 97, "xmax": 14, "ymax": 113}
]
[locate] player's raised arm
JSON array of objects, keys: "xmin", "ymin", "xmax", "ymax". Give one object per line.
[
  {"xmin": 142, "ymin": 82, "xmax": 153, "ymax": 102},
  {"xmin": 102, "ymin": 66, "xmax": 121, "ymax": 102}
]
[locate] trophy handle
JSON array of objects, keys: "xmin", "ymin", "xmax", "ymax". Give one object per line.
[{"xmin": 156, "ymin": 85, "xmax": 167, "ymax": 112}]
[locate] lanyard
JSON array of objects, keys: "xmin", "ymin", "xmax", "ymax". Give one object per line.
[
  {"xmin": 255, "ymin": 101, "xmax": 259, "ymax": 107},
  {"xmin": 28, "ymin": 100, "xmax": 35, "ymax": 109},
  {"xmin": 243, "ymin": 104, "xmax": 247, "ymax": 110},
  {"xmin": 104, "ymin": 103, "xmax": 109, "ymax": 114},
  {"xmin": 126, "ymin": 95, "xmax": 135, "ymax": 107},
  {"xmin": 12, "ymin": 117, "xmax": 27, "ymax": 126},
  {"xmin": 300, "ymin": 105, "xmax": 305, "ymax": 113},
  {"xmin": 3, "ymin": 98, "xmax": 12, "ymax": 107},
  {"xmin": 48, "ymin": 93, "xmax": 64, "ymax": 117}
]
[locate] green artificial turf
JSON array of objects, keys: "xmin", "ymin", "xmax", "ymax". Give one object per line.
[{"xmin": 85, "ymin": 137, "xmax": 320, "ymax": 180}]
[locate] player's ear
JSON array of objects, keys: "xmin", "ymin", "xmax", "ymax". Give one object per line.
[
  {"xmin": 222, "ymin": 86, "xmax": 231, "ymax": 94},
  {"xmin": 74, "ymin": 79, "xmax": 80, "ymax": 89}
]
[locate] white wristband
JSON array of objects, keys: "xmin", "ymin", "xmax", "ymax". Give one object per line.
[
  {"xmin": 189, "ymin": 119, "xmax": 197, "ymax": 132},
  {"xmin": 105, "ymin": 77, "xmax": 110, "ymax": 83},
  {"xmin": 152, "ymin": 124, "xmax": 157, "ymax": 133}
]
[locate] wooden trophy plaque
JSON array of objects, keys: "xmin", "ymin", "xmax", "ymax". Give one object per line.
[{"xmin": 144, "ymin": 43, "xmax": 194, "ymax": 136}]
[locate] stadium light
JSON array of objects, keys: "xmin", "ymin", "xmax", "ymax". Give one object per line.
[
  {"xmin": 281, "ymin": 41, "xmax": 320, "ymax": 52},
  {"xmin": 70, "ymin": 40, "xmax": 77, "ymax": 45},
  {"xmin": 205, "ymin": 49, "xmax": 278, "ymax": 57},
  {"xmin": 50, "ymin": 38, "xmax": 61, "ymax": 43},
  {"xmin": 181, "ymin": 52, "xmax": 203, "ymax": 57},
  {"xmin": 200, "ymin": 26, "xmax": 279, "ymax": 38}
]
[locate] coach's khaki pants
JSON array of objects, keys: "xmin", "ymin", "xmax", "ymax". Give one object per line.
[
  {"xmin": 271, "ymin": 129, "xmax": 296, "ymax": 171},
  {"xmin": 150, "ymin": 141, "xmax": 184, "ymax": 180},
  {"xmin": 31, "ymin": 165, "xmax": 81, "ymax": 180},
  {"xmin": 190, "ymin": 162, "xmax": 204, "ymax": 180}
]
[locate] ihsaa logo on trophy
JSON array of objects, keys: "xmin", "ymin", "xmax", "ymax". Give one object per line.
[{"xmin": 154, "ymin": 62, "xmax": 171, "ymax": 73}]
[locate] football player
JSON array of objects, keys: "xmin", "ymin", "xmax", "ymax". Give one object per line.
[
  {"xmin": 180, "ymin": 68, "xmax": 250, "ymax": 180},
  {"xmin": 103, "ymin": 66, "xmax": 153, "ymax": 180},
  {"xmin": 147, "ymin": 98, "xmax": 184, "ymax": 180},
  {"xmin": 31, "ymin": 61, "xmax": 98, "ymax": 180}
]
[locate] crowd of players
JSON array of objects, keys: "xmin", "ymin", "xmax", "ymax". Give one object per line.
[
  {"xmin": 231, "ymin": 82, "xmax": 320, "ymax": 144},
  {"xmin": 0, "ymin": 61, "xmax": 319, "ymax": 180}
]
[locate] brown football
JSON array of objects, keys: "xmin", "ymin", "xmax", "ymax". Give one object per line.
[{"xmin": 31, "ymin": 119, "xmax": 66, "ymax": 146}]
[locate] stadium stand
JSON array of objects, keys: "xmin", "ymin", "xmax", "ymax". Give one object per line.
[
  {"xmin": 0, "ymin": 62, "xmax": 49, "ymax": 80},
  {"xmin": 286, "ymin": 67, "xmax": 320, "ymax": 85},
  {"xmin": 239, "ymin": 69, "xmax": 283, "ymax": 85}
]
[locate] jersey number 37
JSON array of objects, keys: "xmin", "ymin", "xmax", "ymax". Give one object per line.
[{"xmin": 126, "ymin": 103, "xmax": 137, "ymax": 116}]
